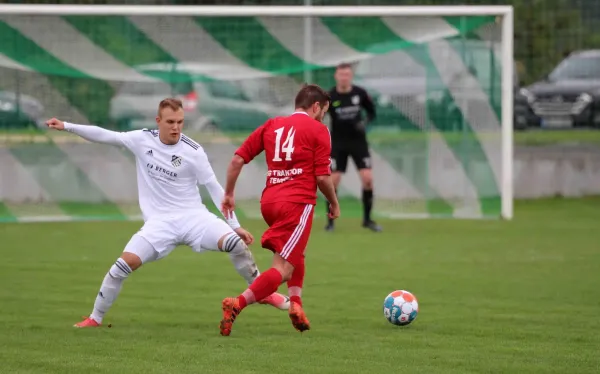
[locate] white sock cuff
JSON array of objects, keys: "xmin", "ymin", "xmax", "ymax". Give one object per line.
[
  {"xmin": 109, "ymin": 258, "xmax": 132, "ymax": 279},
  {"xmin": 222, "ymin": 232, "xmax": 245, "ymax": 253}
]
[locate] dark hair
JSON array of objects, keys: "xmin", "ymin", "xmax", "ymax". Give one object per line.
[
  {"xmin": 294, "ymin": 84, "xmax": 330, "ymax": 110},
  {"xmin": 336, "ymin": 62, "xmax": 353, "ymax": 71},
  {"xmin": 158, "ymin": 98, "xmax": 183, "ymax": 115}
]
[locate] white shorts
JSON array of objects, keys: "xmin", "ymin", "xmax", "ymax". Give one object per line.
[{"xmin": 127, "ymin": 211, "xmax": 233, "ymax": 263}]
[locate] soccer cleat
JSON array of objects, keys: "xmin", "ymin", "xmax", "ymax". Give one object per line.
[
  {"xmin": 74, "ymin": 316, "xmax": 100, "ymax": 328},
  {"xmin": 288, "ymin": 301, "xmax": 311, "ymax": 333},
  {"xmin": 258, "ymin": 292, "xmax": 290, "ymax": 310},
  {"xmin": 362, "ymin": 220, "xmax": 382, "ymax": 232},
  {"xmin": 325, "ymin": 221, "xmax": 335, "ymax": 232},
  {"xmin": 220, "ymin": 297, "xmax": 241, "ymax": 336}
]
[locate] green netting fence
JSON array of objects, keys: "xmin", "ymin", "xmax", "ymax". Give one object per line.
[{"xmin": 0, "ymin": 10, "xmax": 503, "ymax": 221}]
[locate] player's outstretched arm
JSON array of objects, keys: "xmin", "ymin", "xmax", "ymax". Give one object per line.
[
  {"xmin": 222, "ymin": 123, "xmax": 265, "ymax": 218},
  {"xmin": 194, "ymin": 150, "xmax": 254, "ymax": 244},
  {"xmin": 317, "ymin": 175, "xmax": 340, "ymax": 219},
  {"xmin": 314, "ymin": 124, "xmax": 339, "ymax": 219},
  {"xmin": 46, "ymin": 118, "xmax": 124, "ymax": 146},
  {"xmin": 222, "ymin": 155, "xmax": 245, "ymax": 219},
  {"xmin": 205, "ymin": 176, "xmax": 241, "ymax": 229},
  {"xmin": 204, "ymin": 176, "xmax": 254, "ymax": 245}
]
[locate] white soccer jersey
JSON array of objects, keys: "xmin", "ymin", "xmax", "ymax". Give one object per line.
[{"xmin": 63, "ymin": 123, "xmax": 239, "ymax": 227}]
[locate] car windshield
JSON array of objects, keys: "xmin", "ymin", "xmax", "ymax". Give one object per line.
[
  {"xmin": 238, "ymin": 78, "xmax": 292, "ymax": 106},
  {"xmin": 549, "ymin": 55, "xmax": 600, "ymax": 80}
]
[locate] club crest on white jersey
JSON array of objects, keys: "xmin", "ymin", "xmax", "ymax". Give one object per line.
[{"xmin": 171, "ymin": 155, "xmax": 182, "ymax": 167}]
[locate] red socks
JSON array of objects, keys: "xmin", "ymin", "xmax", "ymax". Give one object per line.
[
  {"xmin": 287, "ymin": 261, "xmax": 305, "ymax": 306},
  {"xmin": 237, "ymin": 264, "xmax": 305, "ymax": 309},
  {"xmin": 239, "ymin": 268, "xmax": 283, "ymax": 309}
]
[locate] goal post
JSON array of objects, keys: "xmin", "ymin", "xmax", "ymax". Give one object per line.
[{"xmin": 0, "ymin": 5, "xmax": 513, "ymax": 222}]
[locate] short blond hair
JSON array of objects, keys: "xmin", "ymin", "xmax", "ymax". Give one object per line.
[{"xmin": 158, "ymin": 98, "xmax": 183, "ymax": 116}]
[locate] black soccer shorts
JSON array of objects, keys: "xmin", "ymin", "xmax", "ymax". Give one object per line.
[{"xmin": 330, "ymin": 139, "xmax": 372, "ymax": 173}]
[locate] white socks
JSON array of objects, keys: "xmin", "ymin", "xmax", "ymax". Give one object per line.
[
  {"xmin": 88, "ymin": 234, "xmax": 260, "ymax": 323},
  {"xmin": 223, "ymin": 232, "xmax": 260, "ymax": 286},
  {"xmin": 229, "ymin": 251, "xmax": 260, "ymax": 286},
  {"xmin": 90, "ymin": 258, "xmax": 131, "ymax": 324}
]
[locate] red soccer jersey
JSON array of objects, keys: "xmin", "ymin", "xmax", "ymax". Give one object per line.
[{"xmin": 235, "ymin": 112, "xmax": 332, "ymax": 205}]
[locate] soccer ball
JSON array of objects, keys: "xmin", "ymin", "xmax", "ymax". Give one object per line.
[{"xmin": 383, "ymin": 290, "xmax": 419, "ymax": 326}]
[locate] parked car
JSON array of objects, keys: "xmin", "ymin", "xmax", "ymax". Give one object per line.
[
  {"xmin": 109, "ymin": 63, "xmax": 282, "ymax": 132},
  {"xmin": 520, "ymin": 50, "xmax": 600, "ymax": 129},
  {"xmin": 0, "ymin": 91, "xmax": 45, "ymax": 130}
]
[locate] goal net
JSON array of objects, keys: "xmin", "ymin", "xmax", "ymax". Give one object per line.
[{"xmin": 0, "ymin": 5, "xmax": 513, "ymax": 222}]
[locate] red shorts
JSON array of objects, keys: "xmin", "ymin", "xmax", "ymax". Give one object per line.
[{"xmin": 260, "ymin": 202, "xmax": 314, "ymax": 267}]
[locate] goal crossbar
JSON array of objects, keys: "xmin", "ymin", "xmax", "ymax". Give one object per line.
[{"xmin": 0, "ymin": 5, "xmax": 513, "ymax": 17}]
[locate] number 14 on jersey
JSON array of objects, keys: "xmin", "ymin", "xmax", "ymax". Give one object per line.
[{"xmin": 273, "ymin": 126, "xmax": 295, "ymax": 162}]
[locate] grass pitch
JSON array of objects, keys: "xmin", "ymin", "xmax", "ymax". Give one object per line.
[{"xmin": 1, "ymin": 198, "xmax": 599, "ymax": 373}]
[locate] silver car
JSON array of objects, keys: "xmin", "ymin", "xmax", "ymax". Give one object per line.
[{"xmin": 109, "ymin": 63, "xmax": 284, "ymax": 132}]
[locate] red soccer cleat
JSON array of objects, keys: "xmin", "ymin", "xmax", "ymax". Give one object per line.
[
  {"xmin": 74, "ymin": 316, "xmax": 100, "ymax": 328},
  {"xmin": 288, "ymin": 301, "xmax": 310, "ymax": 333},
  {"xmin": 220, "ymin": 297, "xmax": 241, "ymax": 336},
  {"xmin": 258, "ymin": 292, "xmax": 290, "ymax": 310}
]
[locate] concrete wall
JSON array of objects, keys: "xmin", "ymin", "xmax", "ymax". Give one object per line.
[
  {"xmin": 514, "ymin": 145, "xmax": 600, "ymax": 198},
  {"xmin": 0, "ymin": 142, "xmax": 599, "ymax": 204}
]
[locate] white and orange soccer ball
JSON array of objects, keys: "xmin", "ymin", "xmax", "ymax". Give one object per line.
[{"xmin": 383, "ymin": 290, "xmax": 419, "ymax": 326}]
